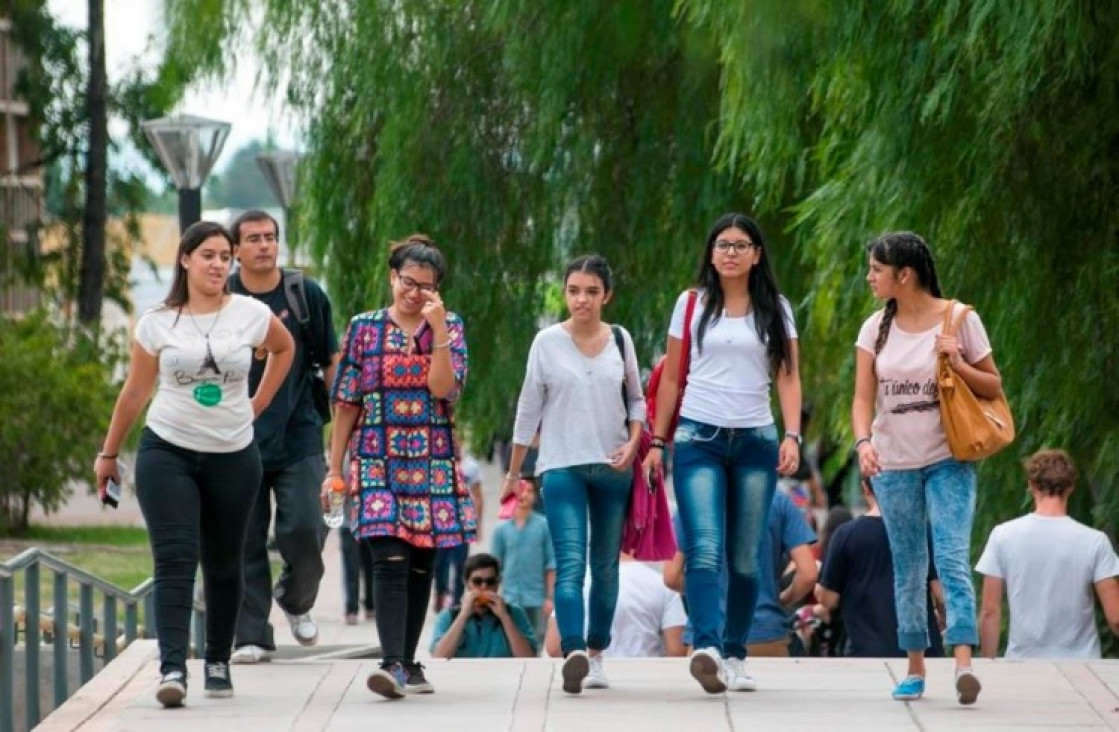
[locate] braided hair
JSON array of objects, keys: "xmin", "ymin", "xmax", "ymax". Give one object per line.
[
  {"xmin": 694, "ymin": 213, "xmax": 794, "ymax": 375},
  {"xmin": 868, "ymin": 232, "xmax": 942, "ymax": 354}
]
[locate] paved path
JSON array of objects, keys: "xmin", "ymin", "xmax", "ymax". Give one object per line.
[{"xmin": 37, "ymin": 644, "xmax": 1119, "ymax": 731}]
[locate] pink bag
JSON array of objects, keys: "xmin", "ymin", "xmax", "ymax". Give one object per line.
[{"xmin": 621, "ymin": 431, "xmax": 678, "ymax": 561}]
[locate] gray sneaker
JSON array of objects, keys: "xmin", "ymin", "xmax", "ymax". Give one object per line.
[
  {"xmin": 156, "ymin": 670, "xmax": 187, "ymax": 708},
  {"xmin": 562, "ymin": 650, "xmax": 590, "ymax": 694}
]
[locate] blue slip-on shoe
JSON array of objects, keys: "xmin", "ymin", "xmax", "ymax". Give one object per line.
[{"xmin": 892, "ymin": 675, "xmax": 925, "ymax": 701}]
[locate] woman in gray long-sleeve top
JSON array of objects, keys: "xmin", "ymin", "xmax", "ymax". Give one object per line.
[{"xmin": 502, "ymin": 254, "xmax": 645, "ymax": 695}]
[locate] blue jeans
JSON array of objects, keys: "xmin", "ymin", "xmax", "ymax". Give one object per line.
[
  {"xmin": 872, "ymin": 458, "xmax": 978, "ymax": 651},
  {"xmin": 673, "ymin": 417, "xmax": 778, "ymax": 659},
  {"xmin": 541, "ymin": 463, "xmax": 631, "ymax": 655}
]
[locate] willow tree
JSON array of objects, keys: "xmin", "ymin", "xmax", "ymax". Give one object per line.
[
  {"xmin": 677, "ymin": 1, "xmax": 1118, "ymax": 544},
  {"xmin": 164, "ymin": 0, "xmax": 742, "ymax": 441}
]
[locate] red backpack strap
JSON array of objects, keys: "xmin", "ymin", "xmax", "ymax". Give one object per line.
[{"xmin": 678, "ymin": 289, "xmax": 699, "ymax": 390}]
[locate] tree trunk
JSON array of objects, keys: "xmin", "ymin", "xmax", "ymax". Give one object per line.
[{"xmin": 78, "ymin": 0, "xmax": 108, "ymax": 325}]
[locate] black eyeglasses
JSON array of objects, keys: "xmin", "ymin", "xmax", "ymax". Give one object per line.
[
  {"xmin": 396, "ymin": 273, "xmax": 437, "ymax": 293},
  {"xmin": 469, "ymin": 576, "xmax": 498, "ymax": 588},
  {"xmin": 713, "ymin": 239, "xmax": 758, "ymax": 254}
]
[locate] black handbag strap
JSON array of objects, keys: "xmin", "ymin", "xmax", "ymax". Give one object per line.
[{"xmin": 612, "ymin": 325, "xmax": 629, "ymax": 413}]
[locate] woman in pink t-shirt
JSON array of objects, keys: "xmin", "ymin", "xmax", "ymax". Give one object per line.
[{"xmin": 851, "ymin": 232, "xmax": 1004, "ymax": 706}]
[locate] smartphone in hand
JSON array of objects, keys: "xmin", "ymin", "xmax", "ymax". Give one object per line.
[{"xmin": 102, "ymin": 478, "xmax": 121, "ymax": 509}]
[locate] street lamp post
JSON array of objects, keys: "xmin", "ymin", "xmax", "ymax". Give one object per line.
[
  {"xmin": 256, "ymin": 151, "xmax": 302, "ymax": 266},
  {"xmin": 140, "ymin": 114, "xmax": 231, "ymax": 233}
]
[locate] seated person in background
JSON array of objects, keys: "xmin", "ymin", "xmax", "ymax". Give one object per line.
[
  {"xmin": 976, "ymin": 449, "xmax": 1119, "ymax": 659},
  {"xmin": 544, "ymin": 554, "xmax": 687, "ymax": 672},
  {"xmin": 430, "ymin": 553, "xmax": 538, "ymax": 659},
  {"xmin": 815, "ymin": 479, "xmax": 945, "ymax": 658},
  {"xmin": 666, "ymin": 491, "xmax": 817, "ymax": 676}
]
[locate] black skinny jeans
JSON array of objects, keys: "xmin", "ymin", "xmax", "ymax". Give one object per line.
[
  {"xmin": 135, "ymin": 428, "xmax": 261, "ymax": 674},
  {"xmin": 365, "ymin": 537, "xmax": 436, "ymax": 667}
]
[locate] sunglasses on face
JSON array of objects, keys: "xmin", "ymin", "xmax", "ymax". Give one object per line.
[
  {"xmin": 469, "ymin": 576, "xmax": 498, "ymax": 588},
  {"xmin": 396, "ymin": 273, "xmax": 437, "ymax": 293}
]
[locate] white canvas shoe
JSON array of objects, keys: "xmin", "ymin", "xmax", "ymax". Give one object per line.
[
  {"xmin": 724, "ymin": 657, "xmax": 757, "ymax": 691},
  {"xmin": 583, "ymin": 654, "xmax": 610, "ymax": 689},
  {"xmin": 285, "ymin": 611, "xmax": 319, "ymax": 646},
  {"xmin": 689, "ymin": 647, "xmax": 727, "ymax": 694},
  {"xmin": 229, "ymin": 644, "xmax": 274, "ymax": 664}
]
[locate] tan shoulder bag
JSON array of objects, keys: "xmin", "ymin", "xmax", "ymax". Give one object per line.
[{"xmin": 937, "ymin": 301, "xmax": 1016, "ymax": 461}]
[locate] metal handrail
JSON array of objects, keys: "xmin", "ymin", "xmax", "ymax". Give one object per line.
[{"xmin": 0, "ymin": 547, "xmax": 163, "ymax": 732}]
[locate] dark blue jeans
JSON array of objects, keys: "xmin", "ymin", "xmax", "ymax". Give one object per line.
[
  {"xmin": 134, "ymin": 428, "xmax": 261, "ymax": 674},
  {"xmin": 673, "ymin": 418, "xmax": 778, "ymax": 659},
  {"xmin": 541, "ymin": 462, "xmax": 631, "ymax": 655},
  {"xmin": 433, "ymin": 543, "xmax": 469, "ymax": 604}
]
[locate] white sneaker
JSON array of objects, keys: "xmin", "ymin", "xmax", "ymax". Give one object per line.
[
  {"xmin": 285, "ymin": 612, "xmax": 319, "ymax": 646},
  {"xmin": 584, "ymin": 654, "xmax": 610, "ymax": 689},
  {"xmin": 229, "ymin": 644, "xmax": 274, "ymax": 664},
  {"xmin": 724, "ymin": 657, "xmax": 757, "ymax": 692},
  {"xmin": 689, "ymin": 647, "xmax": 727, "ymax": 694}
]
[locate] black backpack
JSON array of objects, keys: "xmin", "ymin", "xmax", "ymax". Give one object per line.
[{"xmin": 282, "ymin": 270, "xmax": 332, "ymax": 424}]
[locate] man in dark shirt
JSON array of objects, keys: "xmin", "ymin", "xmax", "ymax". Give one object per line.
[
  {"xmin": 815, "ymin": 480, "xmax": 945, "ymax": 658},
  {"xmin": 228, "ymin": 210, "xmax": 340, "ymax": 663}
]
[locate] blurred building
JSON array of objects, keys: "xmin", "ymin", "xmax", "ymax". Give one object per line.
[{"xmin": 0, "ymin": 15, "xmax": 43, "ymax": 314}]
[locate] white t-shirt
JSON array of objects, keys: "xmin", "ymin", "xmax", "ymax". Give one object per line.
[
  {"xmin": 557, "ymin": 561, "xmax": 686, "ymax": 658},
  {"xmin": 975, "ymin": 514, "xmax": 1119, "ymax": 659},
  {"xmin": 668, "ymin": 290, "xmax": 797, "ymax": 428},
  {"xmin": 135, "ymin": 295, "xmax": 272, "ymax": 453},
  {"xmin": 855, "ymin": 303, "xmax": 991, "ymax": 470}
]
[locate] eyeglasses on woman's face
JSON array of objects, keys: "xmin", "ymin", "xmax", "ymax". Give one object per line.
[
  {"xmin": 713, "ymin": 238, "xmax": 758, "ymax": 255},
  {"xmin": 395, "ymin": 272, "xmax": 437, "ymax": 294}
]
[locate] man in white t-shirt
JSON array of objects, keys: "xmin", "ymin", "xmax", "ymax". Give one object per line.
[{"xmin": 976, "ymin": 449, "xmax": 1119, "ymax": 659}]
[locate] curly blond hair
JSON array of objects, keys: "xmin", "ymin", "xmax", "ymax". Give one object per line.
[{"xmin": 1023, "ymin": 449, "xmax": 1078, "ymax": 496}]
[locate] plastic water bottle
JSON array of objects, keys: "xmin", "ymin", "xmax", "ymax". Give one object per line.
[{"xmin": 323, "ymin": 476, "xmax": 347, "ymax": 528}]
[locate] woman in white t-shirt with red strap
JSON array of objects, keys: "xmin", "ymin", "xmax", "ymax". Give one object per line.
[
  {"xmin": 94, "ymin": 222, "xmax": 294, "ymax": 708},
  {"xmin": 852, "ymin": 231, "xmax": 1005, "ymax": 706}
]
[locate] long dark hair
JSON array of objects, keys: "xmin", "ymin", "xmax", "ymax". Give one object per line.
[
  {"xmin": 164, "ymin": 221, "xmax": 234, "ymax": 310},
  {"xmin": 867, "ymin": 231, "xmax": 942, "ymax": 354},
  {"xmin": 694, "ymin": 213, "xmax": 793, "ymax": 374}
]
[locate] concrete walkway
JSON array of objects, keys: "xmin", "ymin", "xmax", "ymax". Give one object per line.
[{"xmin": 37, "ymin": 645, "xmax": 1119, "ymax": 731}]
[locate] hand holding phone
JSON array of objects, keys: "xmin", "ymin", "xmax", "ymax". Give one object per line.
[{"xmin": 101, "ymin": 478, "xmax": 121, "ymax": 509}]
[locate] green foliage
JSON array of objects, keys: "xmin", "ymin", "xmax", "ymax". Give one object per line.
[
  {"xmin": 7, "ymin": 0, "xmax": 190, "ymax": 319},
  {"xmin": 0, "ymin": 311, "xmax": 123, "ymax": 535},
  {"xmin": 161, "ymin": 3, "xmax": 1117, "ymax": 560}
]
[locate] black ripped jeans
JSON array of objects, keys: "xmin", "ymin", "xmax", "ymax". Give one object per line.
[
  {"xmin": 135, "ymin": 428, "xmax": 261, "ymax": 675},
  {"xmin": 364, "ymin": 537, "xmax": 436, "ymax": 667}
]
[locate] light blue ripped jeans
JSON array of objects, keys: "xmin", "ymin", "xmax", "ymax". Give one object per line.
[
  {"xmin": 672, "ymin": 417, "xmax": 778, "ymax": 659},
  {"xmin": 872, "ymin": 458, "xmax": 978, "ymax": 651}
]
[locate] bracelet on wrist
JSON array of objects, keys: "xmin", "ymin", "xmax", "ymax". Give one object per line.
[
  {"xmin": 433, "ymin": 338, "xmax": 452, "ymax": 349},
  {"xmin": 650, "ymin": 437, "xmax": 666, "ymax": 450},
  {"xmin": 854, "ymin": 437, "xmax": 872, "ymax": 451},
  {"xmin": 98, "ymin": 452, "xmax": 118, "ymax": 460}
]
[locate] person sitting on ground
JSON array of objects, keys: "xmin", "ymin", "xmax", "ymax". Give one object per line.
[
  {"xmin": 544, "ymin": 553, "xmax": 686, "ymax": 673},
  {"xmin": 430, "ymin": 553, "xmax": 539, "ymax": 659},
  {"xmin": 976, "ymin": 449, "xmax": 1119, "ymax": 659},
  {"xmin": 815, "ymin": 479, "xmax": 946, "ymax": 658}
]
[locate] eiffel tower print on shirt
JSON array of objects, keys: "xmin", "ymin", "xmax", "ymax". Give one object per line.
[{"xmin": 197, "ymin": 339, "xmax": 222, "ymax": 377}]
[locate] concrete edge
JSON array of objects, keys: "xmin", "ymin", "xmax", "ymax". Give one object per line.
[{"xmin": 35, "ymin": 639, "xmax": 158, "ymax": 731}]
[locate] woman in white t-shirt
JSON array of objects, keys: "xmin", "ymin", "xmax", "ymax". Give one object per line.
[
  {"xmin": 94, "ymin": 221, "xmax": 294, "ymax": 708},
  {"xmin": 643, "ymin": 213, "xmax": 802, "ymax": 695},
  {"xmin": 505, "ymin": 254, "xmax": 646, "ymax": 694},
  {"xmin": 851, "ymin": 231, "xmax": 1004, "ymax": 706}
]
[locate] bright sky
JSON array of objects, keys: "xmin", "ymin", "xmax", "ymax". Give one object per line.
[{"xmin": 47, "ymin": 0, "xmax": 303, "ymax": 177}]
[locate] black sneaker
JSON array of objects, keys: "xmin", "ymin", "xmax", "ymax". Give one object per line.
[
  {"xmin": 204, "ymin": 661, "xmax": 234, "ymax": 698},
  {"xmin": 403, "ymin": 662, "xmax": 435, "ymax": 694},
  {"xmin": 156, "ymin": 669, "xmax": 187, "ymax": 708}
]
